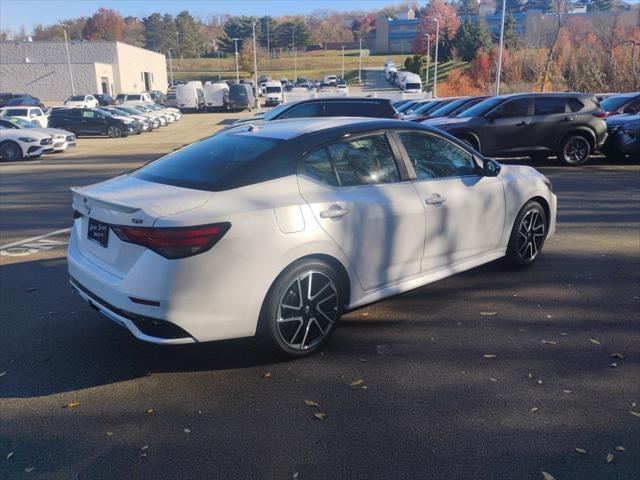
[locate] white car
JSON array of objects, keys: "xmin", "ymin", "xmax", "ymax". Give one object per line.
[
  {"xmin": 0, "ymin": 117, "xmax": 76, "ymax": 152},
  {"xmin": 0, "ymin": 125, "xmax": 53, "ymax": 161},
  {"xmin": 0, "ymin": 106, "xmax": 48, "ymax": 127},
  {"xmin": 336, "ymin": 84, "xmax": 349, "ymax": 95},
  {"xmin": 67, "ymin": 118, "xmax": 557, "ymax": 357},
  {"xmin": 65, "ymin": 95, "xmax": 99, "ymax": 108}
]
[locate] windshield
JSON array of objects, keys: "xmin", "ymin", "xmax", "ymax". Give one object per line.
[
  {"xmin": 68, "ymin": 96, "xmax": 85, "ymax": 101},
  {"xmin": 458, "ymin": 97, "xmax": 504, "ymax": 118},
  {"xmin": 136, "ymin": 106, "xmax": 151, "ymax": 112},
  {"xmin": 405, "ymin": 83, "xmax": 421, "ymax": 90},
  {"xmin": 135, "ymin": 133, "xmax": 280, "ymax": 192},
  {"xmin": 601, "ymin": 95, "xmax": 638, "ymax": 112},
  {"xmin": 410, "ymin": 101, "xmax": 442, "ymax": 115},
  {"xmin": 264, "ymin": 102, "xmax": 291, "ymax": 120},
  {"xmin": 110, "ymin": 108, "xmax": 131, "ymax": 116},
  {"xmin": 266, "ymin": 87, "xmax": 282, "ymax": 93},
  {"xmin": 8, "ymin": 117, "xmax": 37, "ymax": 128},
  {"xmin": 396, "ymin": 101, "xmax": 417, "ymax": 113},
  {"xmin": 428, "ymin": 98, "xmax": 469, "ymax": 117}
]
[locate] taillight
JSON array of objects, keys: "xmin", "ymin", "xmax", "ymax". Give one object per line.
[
  {"xmin": 112, "ymin": 223, "xmax": 231, "ymax": 259},
  {"xmin": 593, "ymin": 111, "xmax": 608, "ymax": 118}
]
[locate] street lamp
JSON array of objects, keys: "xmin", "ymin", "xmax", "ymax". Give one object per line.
[
  {"xmin": 167, "ymin": 48, "xmax": 175, "ymax": 86},
  {"xmin": 428, "ymin": 18, "xmax": 440, "ymax": 98},
  {"xmin": 252, "ymin": 22, "xmax": 259, "ymax": 108},
  {"xmin": 495, "ymin": 0, "xmax": 507, "ymax": 95},
  {"xmin": 424, "ymin": 34, "xmax": 431, "ymax": 95},
  {"xmin": 57, "ymin": 24, "xmax": 75, "ymax": 95},
  {"xmin": 341, "ymin": 45, "xmax": 345, "ymax": 79},
  {"xmin": 232, "ymin": 37, "xmax": 240, "ymax": 83},
  {"xmin": 358, "ymin": 38, "xmax": 363, "ymax": 85},
  {"xmin": 292, "ymin": 27, "xmax": 297, "ymax": 82}
]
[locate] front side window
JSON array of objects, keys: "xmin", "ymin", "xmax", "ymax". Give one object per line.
[
  {"xmin": 303, "ymin": 134, "xmax": 400, "ymax": 187},
  {"xmin": 534, "ymin": 97, "xmax": 566, "ymax": 115},
  {"xmin": 493, "ymin": 98, "xmax": 530, "ymax": 118},
  {"xmin": 399, "ymin": 132, "xmax": 477, "ymax": 180},
  {"xmin": 82, "ymin": 111, "xmax": 96, "ymax": 119}
]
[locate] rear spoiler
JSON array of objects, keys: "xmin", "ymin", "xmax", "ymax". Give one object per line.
[{"xmin": 71, "ymin": 187, "xmax": 141, "ymax": 214}]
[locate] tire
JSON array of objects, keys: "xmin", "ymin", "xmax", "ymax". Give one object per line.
[
  {"xmin": 505, "ymin": 201, "xmax": 547, "ymax": 268},
  {"xmin": 559, "ymin": 134, "xmax": 591, "ymax": 166},
  {"xmin": 107, "ymin": 125, "xmax": 122, "ymax": 138},
  {"xmin": 259, "ymin": 258, "xmax": 345, "ymax": 358},
  {"xmin": 0, "ymin": 141, "xmax": 23, "ymax": 162}
]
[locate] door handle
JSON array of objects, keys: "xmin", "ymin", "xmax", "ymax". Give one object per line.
[
  {"xmin": 319, "ymin": 205, "xmax": 350, "ymax": 219},
  {"xmin": 424, "ymin": 194, "xmax": 447, "ymax": 206},
  {"xmin": 516, "ymin": 121, "xmax": 530, "ymax": 126},
  {"xmin": 562, "ymin": 116, "xmax": 574, "ymax": 122}
]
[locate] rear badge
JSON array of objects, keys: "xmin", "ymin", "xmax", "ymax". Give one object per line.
[{"xmin": 132, "ymin": 218, "xmax": 143, "ymax": 224}]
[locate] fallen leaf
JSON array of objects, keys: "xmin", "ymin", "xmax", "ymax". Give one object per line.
[
  {"xmin": 546, "ymin": 314, "xmax": 552, "ymax": 319},
  {"xmin": 488, "ymin": 377, "xmax": 498, "ymax": 382},
  {"xmin": 0, "ymin": 371, "xmax": 6, "ymax": 377},
  {"xmin": 560, "ymin": 332, "xmax": 567, "ymax": 336},
  {"xmin": 358, "ymin": 358, "xmax": 367, "ymax": 363},
  {"xmin": 106, "ymin": 431, "xmax": 114, "ymax": 436},
  {"xmin": 610, "ymin": 353, "xmax": 625, "ymax": 360},
  {"xmin": 531, "ymin": 407, "xmax": 539, "ymax": 412},
  {"xmin": 293, "ymin": 473, "xmax": 299, "ymax": 479},
  {"xmin": 562, "ymin": 390, "xmax": 572, "ymax": 394},
  {"xmin": 483, "ymin": 354, "xmax": 497, "ymax": 359},
  {"xmin": 541, "ymin": 471, "xmax": 556, "ymax": 480},
  {"xmin": 146, "ymin": 408, "xmax": 155, "ymax": 416},
  {"xmin": 610, "ymin": 362, "xmax": 618, "ymax": 368},
  {"xmin": 6, "ymin": 452, "xmax": 14, "ymax": 460},
  {"xmin": 575, "ymin": 447, "xmax": 587, "ymax": 454},
  {"xmin": 313, "ymin": 412, "xmax": 327, "ymax": 420},
  {"xmin": 590, "ymin": 338, "xmax": 601, "ymax": 346},
  {"xmin": 25, "ymin": 467, "xmax": 34, "ymax": 473},
  {"xmin": 360, "ymin": 312, "xmax": 369, "ymax": 317},
  {"xmin": 606, "ymin": 453, "xmax": 614, "ymax": 463},
  {"xmin": 263, "ymin": 372, "xmax": 272, "ymax": 379},
  {"xmin": 631, "ymin": 411, "xmax": 640, "ymax": 418},
  {"xmin": 615, "ymin": 446, "xmax": 625, "ymax": 452},
  {"xmin": 350, "ymin": 379, "xmax": 364, "ymax": 386},
  {"xmin": 480, "ymin": 311, "xmax": 497, "ymax": 316},
  {"xmin": 139, "ymin": 453, "xmax": 148, "ymax": 459},
  {"xmin": 304, "ymin": 400, "xmax": 320, "ymax": 407},
  {"xmin": 527, "ymin": 372, "xmax": 533, "ymax": 379},
  {"xmin": 140, "ymin": 445, "xmax": 149, "ymax": 451},
  {"xmin": 537, "ymin": 379, "xmax": 544, "ymax": 385},
  {"xmin": 66, "ymin": 401, "xmax": 80, "ymax": 409},
  {"xmin": 542, "ymin": 340, "xmax": 557, "ymax": 345},
  {"xmin": 184, "ymin": 428, "xmax": 191, "ymax": 434}
]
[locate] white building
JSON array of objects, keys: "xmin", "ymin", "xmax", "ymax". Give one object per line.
[{"xmin": 0, "ymin": 41, "xmax": 168, "ymax": 100}]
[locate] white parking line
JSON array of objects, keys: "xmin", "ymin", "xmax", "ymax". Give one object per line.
[{"xmin": 0, "ymin": 227, "xmax": 71, "ymax": 251}]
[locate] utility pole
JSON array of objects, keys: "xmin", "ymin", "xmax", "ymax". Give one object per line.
[
  {"xmin": 495, "ymin": 0, "xmax": 507, "ymax": 95},
  {"xmin": 232, "ymin": 38, "xmax": 240, "ymax": 83},
  {"xmin": 341, "ymin": 45, "xmax": 345, "ymax": 79},
  {"xmin": 425, "ymin": 34, "xmax": 430, "ymax": 94},
  {"xmin": 432, "ymin": 18, "xmax": 439, "ymax": 98},
  {"xmin": 58, "ymin": 25, "xmax": 75, "ymax": 95},
  {"xmin": 358, "ymin": 38, "xmax": 363, "ymax": 85},
  {"xmin": 167, "ymin": 48, "xmax": 174, "ymax": 86},
  {"xmin": 292, "ymin": 27, "xmax": 297, "ymax": 82},
  {"xmin": 252, "ymin": 22, "xmax": 259, "ymax": 108},
  {"xmin": 266, "ymin": 18, "xmax": 270, "ymax": 57}
]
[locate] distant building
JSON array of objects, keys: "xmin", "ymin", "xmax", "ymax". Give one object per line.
[
  {"xmin": 370, "ymin": 11, "xmax": 420, "ymax": 54},
  {"xmin": 0, "ymin": 41, "xmax": 167, "ymax": 101}
]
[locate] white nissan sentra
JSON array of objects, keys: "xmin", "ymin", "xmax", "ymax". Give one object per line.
[{"xmin": 68, "ymin": 118, "xmax": 557, "ymax": 357}]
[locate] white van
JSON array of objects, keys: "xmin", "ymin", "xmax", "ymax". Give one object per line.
[
  {"xmin": 263, "ymin": 81, "xmax": 284, "ymax": 106},
  {"xmin": 324, "ymin": 75, "xmax": 337, "ymax": 86},
  {"xmin": 203, "ymin": 82, "xmax": 229, "ymax": 111},
  {"xmin": 401, "ymin": 72, "xmax": 422, "ymax": 93},
  {"xmin": 176, "ymin": 81, "xmax": 205, "ymax": 112}
]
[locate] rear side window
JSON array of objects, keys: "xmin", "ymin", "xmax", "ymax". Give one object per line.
[
  {"xmin": 324, "ymin": 102, "xmax": 391, "ymax": 118},
  {"xmin": 303, "ymin": 134, "xmax": 399, "ymax": 187},
  {"xmin": 534, "ymin": 97, "xmax": 566, "ymax": 115},
  {"xmin": 3, "ymin": 108, "xmax": 28, "ymax": 116},
  {"xmin": 135, "ymin": 133, "xmax": 286, "ymax": 192},
  {"xmin": 128, "ymin": 95, "xmax": 141, "ymax": 100},
  {"xmin": 280, "ymin": 103, "xmax": 322, "ymax": 119},
  {"xmin": 567, "ymin": 98, "xmax": 585, "ymax": 113}
]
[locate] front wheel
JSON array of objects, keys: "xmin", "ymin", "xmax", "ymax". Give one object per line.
[
  {"xmin": 560, "ymin": 135, "xmax": 591, "ymax": 166},
  {"xmin": 107, "ymin": 125, "xmax": 122, "ymax": 138},
  {"xmin": 0, "ymin": 141, "xmax": 23, "ymax": 162},
  {"xmin": 505, "ymin": 201, "xmax": 547, "ymax": 268},
  {"xmin": 259, "ymin": 259, "xmax": 344, "ymax": 358}
]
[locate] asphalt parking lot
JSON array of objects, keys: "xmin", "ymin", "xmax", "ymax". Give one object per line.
[{"xmin": 1, "ymin": 112, "xmax": 639, "ymax": 480}]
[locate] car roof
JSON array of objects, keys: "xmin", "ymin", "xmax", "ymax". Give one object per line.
[
  {"xmin": 495, "ymin": 92, "xmax": 594, "ymax": 100},
  {"xmin": 223, "ymin": 117, "xmax": 433, "ymax": 141}
]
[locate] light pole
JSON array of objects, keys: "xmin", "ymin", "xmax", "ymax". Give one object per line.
[
  {"xmin": 292, "ymin": 27, "xmax": 297, "ymax": 82},
  {"xmin": 495, "ymin": 0, "xmax": 507, "ymax": 95},
  {"xmin": 341, "ymin": 45, "xmax": 345, "ymax": 79},
  {"xmin": 266, "ymin": 18, "xmax": 270, "ymax": 57},
  {"xmin": 252, "ymin": 22, "xmax": 259, "ymax": 108},
  {"xmin": 425, "ymin": 34, "xmax": 431, "ymax": 94},
  {"xmin": 167, "ymin": 48, "xmax": 174, "ymax": 86},
  {"xmin": 58, "ymin": 25, "xmax": 75, "ymax": 95},
  {"xmin": 358, "ymin": 38, "xmax": 363, "ymax": 85},
  {"xmin": 431, "ymin": 18, "xmax": 440, "ymax": 98},
  {"xmin": 232, "ymin": 38, "xmax": 240, "ymax": 83}
]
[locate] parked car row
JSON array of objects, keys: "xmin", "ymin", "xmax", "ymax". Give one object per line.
[{"xmin": 0, "ymin": 115, "xmax": 76, "ymax": 162}]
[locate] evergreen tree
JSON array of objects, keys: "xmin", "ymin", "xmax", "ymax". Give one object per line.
[
  {"xmin": 176, "ymin": 11, "xmax": 205, "ymax": 57},
  {"xmin": 143, "ymin": 13, "xmax": 177, "ymax": 54},
  {"xmin": 275, "ymin": 19, "xmax": 310, "ymax": 52},
  {"xmin": 457, "ymin": 0, "xmax": 479, "ymax": 16},
  {"xmin": 257, "ymin": 16, "xmax": 277, "ymax": 51},
  {"xmin": 454, "ymin": 18, "xmax": 492, "ymax": 62},
  {"xmin": 503, "ymin": 11, "xmax": 519, "ymax": 49},
  {"xmin": 217, "ymin": 16, "xmax": 255, "ymax": 53}
]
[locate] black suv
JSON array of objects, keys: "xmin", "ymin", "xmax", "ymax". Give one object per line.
[
  {"xmin": 48, "ymin": 108, "xmax": 139, "ymax": 138},
  {"xmin": 235, "ymin": 98, "xmax": 398, "ymax": 126},
  {"xmin": 431, "ymin": 93, "xmax": 607, "ymax": 165}
]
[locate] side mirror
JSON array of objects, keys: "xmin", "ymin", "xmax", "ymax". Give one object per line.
[
  {"xmin": 483, "ymin": 159, "xmax": 501, "ymax": 177},
  {"xmin": 485, "ymin": 112, "xmax": 497, "ymax": 121}
]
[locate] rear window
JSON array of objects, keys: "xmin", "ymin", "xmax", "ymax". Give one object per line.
[
  {"xmin": 128, "ymin": 95, "xmax": 141, "ymax": 100},
  {"xmin": 567, "ymin": 97, "xmax": 585, "ymax": 113},
  {"xmin": 601, "ymin": 94, "xmax": 638, "ymax": 113},
  {"xmin": 323, "ymin": 101, "xmax": 393, "ymax": 118},
  {"xmin": 266, "ymin": 87, "xmax": 281, "ymax": 93},
  {"xmin": 405, "ymin": 83, "xmax": 421, "ymax": 90},
  {"xmin": 534, "ymin": 97, "xmax": 566, "ymax": 115},
  {"xmin": 2, "ymin": 108, "xmax": 28, "ymax": 116},
  {"xmin": 68, "ymin": 95, "xmax": 86, "ymax": 101},
  {"xmin": 135, "ymin": 133, "xmax": 289, "ymax": 192}
]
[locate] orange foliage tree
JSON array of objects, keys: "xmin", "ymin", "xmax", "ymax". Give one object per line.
[{"xmin": 437, "ymin": 69, "xmax": 483, "ymax": 97}]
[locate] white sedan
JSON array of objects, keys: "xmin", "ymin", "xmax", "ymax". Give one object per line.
[
  {"xmin": 0, "ymin": 117, "xmax": 76, "ymax": 152},
  {"xmin": 67, "ymin": 118, "xmax": 556, "ymax": 357},
  {"xmin": 0, "ymin": 125, "xmax": 54, "ymax": 161},
  {"xmin": 64, "ymin": 95, "xmax": 99, "ymax": 108}
]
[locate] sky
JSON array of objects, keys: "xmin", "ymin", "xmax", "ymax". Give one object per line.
[{"xmin": 0, "ymin": 0, "xmax": 413, "ymax": 32}]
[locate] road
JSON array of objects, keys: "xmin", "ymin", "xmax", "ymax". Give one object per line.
[{"xmin": 1, "ymin": 112, "xmax": 639, "ymax": 480}]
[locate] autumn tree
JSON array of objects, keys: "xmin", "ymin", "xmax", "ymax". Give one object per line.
[
  {"xmin": 122, "ymin": 16, "xmax": 144, "ymax": 47},
  {"xmin": 437, "ymin": 69, "xmax": 482, "ymax": 96},
  {"xmin": 412, "ymin": 0, "xmax": 461, "ymax": 57},
  {"xmin": 82, "ymin": 8, "xmax": 124, "ymax": 41},
  {"xmin": 308, "ymin": 11, "xmax": 353, "ymax": 44}
]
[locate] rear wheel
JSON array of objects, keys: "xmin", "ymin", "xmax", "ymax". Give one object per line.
[
  {"xmin": 259, "ymin": 259, "xmax": 344, "ymax": 358},
  {"xmin": 0, "ymin": 141, "xmax": 23, "ymax": 162},
  {"xmin": 505, "ymin": 201, "xmax": 547, "ymax": 268},
  {"xmin": 107, "ymin": 125, "xmax": 122, "ymax": 138},
  {"xmin": 559, "ymin": 135, "xmax": 591, "ymax": 166}
]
